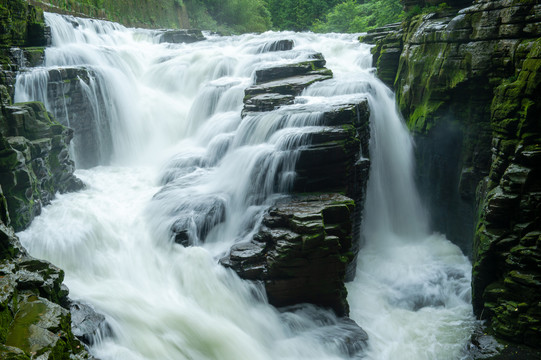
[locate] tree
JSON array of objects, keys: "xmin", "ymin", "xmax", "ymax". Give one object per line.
[{"xmin": 312, "ymin": 0, "xmax": 403, "ymax": 33}]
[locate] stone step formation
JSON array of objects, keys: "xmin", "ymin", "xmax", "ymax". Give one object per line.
[{"xmin": 220, "ymin": 47, "xmax": 371, "ymax": 320}]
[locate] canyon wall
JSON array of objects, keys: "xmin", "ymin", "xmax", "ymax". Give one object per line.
[
  {"xmin": 369, "ymin": 0, "xmax": 540, "ymax": 352},
  {"xmin": 1, "ymin": 2, "xmax": 95, "ymax": 358}
]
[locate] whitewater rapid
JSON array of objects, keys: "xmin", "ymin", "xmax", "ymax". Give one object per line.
[{"xmin": 16, "ymin": 13, "xmax": 476, "ymax": 360}]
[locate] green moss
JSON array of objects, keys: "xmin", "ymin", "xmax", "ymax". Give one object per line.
[
  {"xmin": 0, "ymin": 345, "xmax": 30, "ymax": 360},
  {"xmin": 407, "ymin": 100, "xmax": 445, "ymax": 133},
  {"xmin": 5, "ymin": 300, "xmax": 47, "ymax": 352},
  {"xmin": 0, "ymin": 304, "xmax": 14, "ymax": 344}
]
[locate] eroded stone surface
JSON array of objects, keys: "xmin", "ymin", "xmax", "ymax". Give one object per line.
[
  {"xmin": 222, "ymin": 194, "xmax": 356, "ymax": 316},
  {"xmin": 0, "ymin": 102, "xmax": 83, "ymax": 231}
]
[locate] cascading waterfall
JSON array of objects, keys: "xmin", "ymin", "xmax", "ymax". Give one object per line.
[{"xmin": 16, "ymin": 12, "xmax": 476, "ymax": 360}]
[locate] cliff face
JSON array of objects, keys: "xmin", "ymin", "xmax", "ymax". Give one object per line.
[
  {"xmin": 370, "ymin": 0, "xmax": 540, "ymax": 351},
  {"xmin": 27, "ymin": 0, "xmax": 190, "ymax": 29},
  {"xmin": 0, "ymin": 101, "xmax": 84, "ymax": 231},
  {"xmin": 0, "ymin": 2, "xmax": 95, "ymax": 358},
  {"xmin": 1, "ymin": 2, "xmax": 83, "ymax": 232}
]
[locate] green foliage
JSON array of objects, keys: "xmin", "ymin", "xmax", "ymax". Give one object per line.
[
  {"xmin": 403, "ymin": 2, "xmax": 450, "ymax": 19},
  {"xmin": 186, "ymin": 0, "xmax": 271, "ymax": 33},
  {"xmin": 312, "ymin": 0, "xmax": 403, "ymax": 33},
  {"xmin": 265, "ymin": 0, "xmax": 341, "ymax": 31}
]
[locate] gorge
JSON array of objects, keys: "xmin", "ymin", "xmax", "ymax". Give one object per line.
[{"xmin": 0, "ymin": 0, "xmax": 539, "ymax": 359}]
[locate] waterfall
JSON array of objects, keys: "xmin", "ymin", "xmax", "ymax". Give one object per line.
[{"xmin": 16, "ymin": 13, "xmax": 476, "ymax": 360}]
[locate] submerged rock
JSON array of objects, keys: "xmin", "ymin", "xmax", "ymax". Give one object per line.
[
  {"xmin": 170, "ymin": 195, "xmax": 227, "ymax": 246},
  {"xmin": 70, "ymin": 301, "xmax": 112, "ymax": 346},
  {"xmin": 279, "ymin": 304, "xmax": 369, "ymax": 357},
  {"xmin": 256, "ymin": 39, "xmax": 294, "ymax": 53}
]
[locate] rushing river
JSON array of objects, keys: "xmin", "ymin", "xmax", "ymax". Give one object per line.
[{"xmin": 15, "ymin": 13, "xmax": 476, "ymax": 360}]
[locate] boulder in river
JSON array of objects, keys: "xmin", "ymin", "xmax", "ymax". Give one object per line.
[{"xmin": 222, "ymin": 194, "xmax": 356, "ymax": 316}]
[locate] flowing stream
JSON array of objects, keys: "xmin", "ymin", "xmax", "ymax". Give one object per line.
[{"xmin": 16, "ymin": 13, "xmax": 476, "ymax": 360}]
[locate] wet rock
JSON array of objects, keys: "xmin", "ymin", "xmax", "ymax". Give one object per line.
[
  {"xmin": 158, "ymin": 29, "xmax": 205, "ymax": 44},
  {"xmin": 6, "ymin": 47, "xmax": 45, "ymax": 69},
  {"xmin": 256, "ymin": 39, "xmax": 294, "ymax": 53},
  {"xmin": 279, "ymin": 305, "xmax": 369, "ymax": 357},
  {"xmin": 70, "ymin": 302, "xmax": 112, "ymax": 346},
  {"xmin": 293, "ymin": 126, "xmax": 359, "ymax": 193},
  {"xmin": 169, "ymin": 195, "xmax": 227, "ymax": 246},
  {"xmin": 39, "ymin": 66, "xmax": 114, "ymax": 168},
  {"xmin": 3, "ymin": 295, "xmax": 90, "ymax": 359},
  {"xmin": 0, "ymin": 0, "xmax": 48, "ymax": 47},
  {"xmin": 245, "ymin": 72, "xmax": 333, "ymax": 100},
  {"xmin": 254, "ymin": 54, "xmax": 327, "ymax": 84},
  {"xmin": 360, "ymin": 22, "xmax": 401, "ymax": 44},
  {"xmin": 362, "ymin": 23, "xmax": 403, "ymax": 87},
  {"xmin": 0, "ymin": 102, "xmax": 83, "ymax": 231},
  {"xmin": 237, "ymin": 49, "xmax": 372, "ymax": 292},
  {"xmin": 0, "ymin": 210, "xmax": 92, "ymax": 359},
  {"xmin": 242, "ymin": 93, "xmax": 294, "ymax": 114},
  {"xmin": 222, "ymin": 194, "xmax": 356, "ymax": 316},
  {"xmin": 372, "ymin": 0, "xmax": 541, "ymax": 350},
  {"xmin": 244, "ymin": 53, "xmax": 332, "ymax": 110}
]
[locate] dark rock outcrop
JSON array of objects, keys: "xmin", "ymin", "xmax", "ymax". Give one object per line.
[
  {"xmin": 253, "ymin": 53, "xmax": 327, "ymax": 84},
  {"xmin": 0, "ymin": 101, "xmax": 83, "ymax": 231},
  {"xmin": 158, "ymin": 29, "xmax": 205, "ymax": 44},
  {"xmin": 370, "ymin": 0, "xmax": 541, "ymax": 352},
  {"xmin": 472, "ymin": 36, "xmax": 540, "ymax": 348},
  {"xmin": 243, "ymin": 93, "xmax": 295, "ymax": 114},
  {"xmin": 256, "ymin": 39, "xmax": 294, "ymax": 53},
  {"xmin": 40, "ymin": 66, "xmax": 114, "ymax": 168},
  {"xmin": 362, "ymin": 23, "xmax": 403, "ymax": 87},
  {"xmin": 220, "ymin": 52, "xmax": 371, "ymax": 315},
  {"xmin": 244, "ymin": 72, "xmax": 333, "ymax": 100},
  {"xmin": 222, "ymin": 194, "xmax": 356, "ymax": 316},
  {"xmin": 70, "ymin": 301, "xmax": 112, "ymax": 346},
  {"xmin": 243, "ymin": 54, "xmax": 333, "ymax": 109}
]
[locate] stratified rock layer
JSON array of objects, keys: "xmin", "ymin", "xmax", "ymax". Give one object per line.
[
  {"xmin": 0, "ymin": 5, "xmax": 104, "ymax": 358},
  {"xmin": 40, "ymin": 67, "xmax": 114, "ymax": 168},
  {"xmin": 0, "ymin": 102, "xmax": 83, "ymax": 231},
  {"xmin": 222, "ymin": 194, "xmax": 355, "ymax": 316},
  {"xmin": 371, "ymin": 0, "xmax": 541, "ymax": 351},
  {"xmin": 220, "ymin": 49, "xmax": 371, "ymax": 316}
]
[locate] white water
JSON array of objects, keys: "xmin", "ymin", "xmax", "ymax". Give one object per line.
[{"xmin": 16, "ymin": 13, "xmax": 476, "ymax": 360}]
